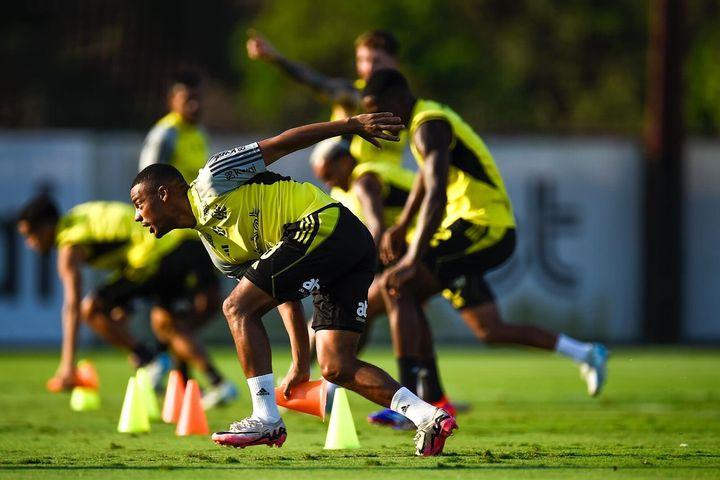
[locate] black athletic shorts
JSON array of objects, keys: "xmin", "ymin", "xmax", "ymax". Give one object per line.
[
  {"xmin": 422, "ymin": 220, "xmax": 516, "ymax": 310},
  {"xmin": 244, "ymin": 204, "xmax": 376, "ymax": 334},
  {"xmin": 95, "ymin": 240, "xmax": 219, "ymax": 310}
]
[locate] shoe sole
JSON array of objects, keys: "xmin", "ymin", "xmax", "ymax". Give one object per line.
[
  {"xmin": 212, "ymin": 431, "xmax": 287, "ymax": 449},
  {"xmin": 418, "ymin": 417, "xmax": 458, "ymax": 457}
]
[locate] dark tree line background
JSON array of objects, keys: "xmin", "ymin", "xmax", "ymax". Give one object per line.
[{"xmin": 1, "ymin": 0, "xmax": 718, "ymax": 134}]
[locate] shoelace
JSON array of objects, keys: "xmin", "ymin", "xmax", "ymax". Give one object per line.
[{"xmin": 229, "ymin": 417, "xmax": 263, "ymax": 432}]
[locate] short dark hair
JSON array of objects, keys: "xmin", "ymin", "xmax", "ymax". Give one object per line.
[
  {"xmin": 355, "ymin": 30, "xmax": 400, "ymax": 57},
  {"xmin": 132, "ymin": 163, "xmax": 187, "ymax": 191},
  {"xmin": 362, "ymin": 69, "xmax": 412, "ymax": 103},
  {"xmin": 17, "ymin": 194, "xmax": 60, "ymax": 229},
  {"xmin": 169, "ymin": 69, "xmax": 202, "ymax": 91}
]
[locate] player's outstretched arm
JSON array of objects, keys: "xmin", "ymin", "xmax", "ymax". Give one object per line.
[
  {"xmin": 258, "ymin": 112, "xmax": 404, "ymax": 165},
  {"xmin": 354, "ymin": 173, "xmax": 386, "ymax": 247},
  {"xmin": 380, "ymin": 172, "xmax": 425, "ymax": 265},
  {"xmin": 277, "ymin": 301, "xmax": 310, "ymax": 399},
  {"xmin": 54, "ymin": 246, "xmax": 83, "ymax": 389},
  {"xmin": 246, "ymin": 30, "xmax": 358, "ymax": 107}
]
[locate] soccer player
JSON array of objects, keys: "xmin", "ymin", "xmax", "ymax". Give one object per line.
[
  {"xmin": 130, "ymin": 112, "xmax": 457, "ymax": 456},
  {"xmin": 138, "ymin": 69, "xmax": 237, "ymax": 406},
  {"xmin": 17, "ymin": 197, "xmax": 235, "ymax": 405},
  {"xmin": 361, "ymin": 70, "xmax": 609, "ymax": 398},
  {"xmin": 310, "ymin": 139, "xmax": 455, "ymax": 427},
  {"xmin": 246, "ymin": 29, "xmax": 406, "ymax": 166}
]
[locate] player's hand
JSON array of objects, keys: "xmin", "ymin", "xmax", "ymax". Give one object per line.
[
  {"xmin": 246, "ymin": 30, "xmax": 279, "ymax": 61},
  {"xmin": 46, "ymin": 366, "xmax": 77, "ymax": 392},
  {"xmin": 383, "ymin": 255, "xmax": 420, "ymax": 298},
  {"xmin": 279, "ymin": 364, "xmax": 311, "ymax": 400},
  {"xmin": 350, "ymin": 112, "xmax": 404, "ymax": 148},
  {"xmin": 380, "ymin": 224, "xmax": 407, "ymax": 265}
]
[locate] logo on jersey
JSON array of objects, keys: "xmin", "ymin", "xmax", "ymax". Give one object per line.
[
  {"xmin": 356, "ymin": 301, "xmax": 368, "ymax": 320},
  {"xmin": 224, "ymin": 165, "xmax": 257, "ymax": 180},
  {"xmin": 211, "ymin": 226, "xmax": 227, "ymax": 237},
  {"xmin": 211, "ymin": 204, "xmax": 228, "ymax": 220},
  {"xmin": 201, "ymin": 232, "xmax": 215, "ymax": 248},
  {"xmin": 249, "ymin": 208, "xmax": 261, "ymax": 254},
  {"xmin": 299, "ymin": 278, "xmax": 320, "ymax": 294}
]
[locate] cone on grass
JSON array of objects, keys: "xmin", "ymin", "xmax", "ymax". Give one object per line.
[
  {"xmin": 70, "ymin": 386, "xmax": 101, "ymax": 411},
  {"xmin": 275, "ymin": 379, "xmax": 327, "ymax": 420},
  {"xmin": 176, "ymin": 379, "xmax": 209, "ymax": 436},
  {"xmin": 135, "ymin": 367, "xmax": 161, "ymax": 421},
  {"xmin": 324, "ymin": 387, "xmax": 360, "ymax": 449},
  {"xmin": 117, "ymin": 377, "xmax": 150, "ymax": 433},
  {"xmin": 162, "ymin": 370, "xmax": 185, "ymax": 424}
]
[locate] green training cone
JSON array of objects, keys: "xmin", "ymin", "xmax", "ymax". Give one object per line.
[
  {"xmin": 135, "ymin": 367, "xmax": 161, "ymax": 421},
  {"xmin": 70, "ymin": 386, "xmax": 101, "ymax": 411},
  {"xmin": 324, "ymin": 387, "xmax": 360, "ymax": 449},
  {"xmin": 117, "ymin": 377, "xmax": 150, "ymax": 433}
]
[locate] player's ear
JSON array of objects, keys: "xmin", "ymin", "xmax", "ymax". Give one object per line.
[{"xmin": 157, "ymin": 184, "xmax": 169, "ymax": 203}]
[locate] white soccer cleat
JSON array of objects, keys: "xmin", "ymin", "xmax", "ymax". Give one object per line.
[
  {"xmin": 144, "ymin": 352, "xmax": 172, "ymax": 392},
  {"xmin": 202, "ymin": 381, "xmax": 239, "ymax": 410},
  {"xmin": 212, "ymin": 417, "xmax": 287, "ymax": 448},
  {"xmin": 413, "ymin": 408, "xmax": 458, "ymax": 456},
  {"xmin": 580, "ymin": 343, "xmax": 609, "ymax": 397}
]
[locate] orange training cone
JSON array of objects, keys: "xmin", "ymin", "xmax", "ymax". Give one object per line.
[
  {"xmin": 176, "ymin": 380, "xmax": 209, "ymax": 436},
  {"xmin": 46, "ymin": 359, "xmax": 99, "ymax": 393},
  {"xmin": 275, "ymin": 379, "xmax": 327, "ymax": 420},
  {"xmin": 162, "ymin": 370, "xmax": 185, "ymax": 424}
]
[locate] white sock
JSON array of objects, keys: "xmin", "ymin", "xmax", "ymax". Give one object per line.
[
  {"xmin": 555, "ymin": 334, "xmax": 593, "ymax": 363},
  {"xmin": 247, "ymin": 373, "xmax": 281, "ymax": 422},
  {"xmin": 390, "ymin": 387, "xmax": 438, "ymax": 427}
]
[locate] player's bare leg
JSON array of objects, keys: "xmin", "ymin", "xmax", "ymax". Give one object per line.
[
  {"xmin": 315, "ymin": 328, "xmax": 456, "ymax": 456},
  {"xmin": 459, "ymin": 302, "xmax": 556, "ymax": 349},
  {"xmin": 212, "ymin": 279, "xmax": 287, "ymax": 449},
  {"xmin": 80, "ymin": 296, "xmax": 155, "ymax": 366}
]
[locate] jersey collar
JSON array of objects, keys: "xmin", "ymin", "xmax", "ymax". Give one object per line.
[{"xmin": 187, "ymin": 186, "xmax": 203, "ymax": 229}]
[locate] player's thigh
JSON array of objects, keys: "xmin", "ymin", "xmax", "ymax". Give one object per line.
[
  {"xmin": 223, "ymin": 276, "xmax": 279, "ymax": 320},
  {"xmin": 315, "ymin": 329, "xmax": 362, "ymax": 374}
]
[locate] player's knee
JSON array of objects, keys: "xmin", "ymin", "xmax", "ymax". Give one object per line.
[
  {"xmin": 150, "ymin": 309, "xmax": 174, "ymax": 338},
  {"xmin": 319, "ymin": 356, "xmax": 354, "ymax": 385},
  {"xmin": 222, "ymin": 296, "xmax": 241, "ymax": 320},
  {"xmin": 79, "ymin": 297, "xmax": 100, "ymax": 323}
]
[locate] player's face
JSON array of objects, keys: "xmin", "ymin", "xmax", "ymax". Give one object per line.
[
  {"xmin": 170, "ymin": 85, "xmax": 203, "ymax": 124},
  {"xmin": 130, "ymin": 183, "xmax": 171, "ymax": 238},
  {"xmin": 355, "ymin": 46, "xmax": 396, "ymax": 81},
  {"xmin": 17, "ymin": 221, "xmax": 54, "ymax": 254}
]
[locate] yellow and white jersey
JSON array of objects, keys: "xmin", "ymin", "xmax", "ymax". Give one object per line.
[{"xmin": 187, "ymin": 143, "xmax": 336, "ymax": 278}]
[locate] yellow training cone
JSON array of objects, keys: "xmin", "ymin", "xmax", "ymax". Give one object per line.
[
  {"xmin": 324, "ymin": 387, "xmax": 360, "ymax": 449},
  {"xmin": 135, "ymin": 368, "xmax": 161, "ymax": 421},
  {"xmin": 117, "ymin": 377, "xmax": 150, "ymax": 433},
  {"xmin": 70, "ymin": 386, "xmax": 101, "ymax": 411}
]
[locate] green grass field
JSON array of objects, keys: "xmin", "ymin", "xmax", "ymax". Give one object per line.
[{"xmin": 1, "ymin": 347, "xmax": 719, "ymax": 479}]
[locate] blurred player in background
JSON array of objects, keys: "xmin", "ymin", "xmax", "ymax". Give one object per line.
[
  {"xmin": 17, "ymin": 197, "xmax": 236, "ymax": 408},
  {"xmin": 362, "ymin": 70, "xmax": 609, "ymax": 405},
  {"xmin": 138, "ymin": 70, "xmax": 237, "ymax": 406},
  {"xmin": 246, "ymin": 28, "xmax": 406, "ymax": 166},
  {"xmin": 131, "ymin": 112, "xmax": 457, "ymax": 456}
]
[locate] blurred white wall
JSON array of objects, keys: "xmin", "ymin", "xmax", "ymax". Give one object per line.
[{"xmin": 0, "ymin": 130, "xmax": 717, "ymax": 344}]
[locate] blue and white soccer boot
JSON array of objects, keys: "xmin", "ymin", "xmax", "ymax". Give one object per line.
[
  {"xmin": 367, "ymin": 408, "xmax": 415, "ymax": 430},
  {"xmin": 144, "ymin": 352, "xmax": 172, "ymax": 392},
  {"xmin": 580, "ymin": 343, "xmax": 609, "ymax": 397}
]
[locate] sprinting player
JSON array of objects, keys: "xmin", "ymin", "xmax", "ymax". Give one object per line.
[
  {"xmin": 17, "ymin": 197, "xmax": 235, "ymax": 406},
  {"xmin": 310, "ymin": 139, "xmax": 455, "ymax": 427},
  {"xmin": 246, "ymin": 29, "xmax": 406, "ymax": 165},
  {"xmin": 138, "ymin": 70, "xmax": 238, "ymax": 406},
  {"xmin": 130, "ymin": 112, "xmax": 457, "ymax": 456},
  {"xmin": 361, "ymin": 70, "xmax": 608, "ymax": 398}
]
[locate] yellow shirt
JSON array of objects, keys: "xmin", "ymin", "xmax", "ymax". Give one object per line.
[
  {"xmin": 330, "ymin": 161, "xmax": 415, "ymax": 228},
  {"xmin": 409, "ymin": 99, "xmax": 515, "ymax": 229},
  {"xmin": 56, "ymin": 201, "xmax": 183, "ymax": 281},
  {"xmin": 187, "ymin": 142, "xmax": 337, "ymax": 278}
]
